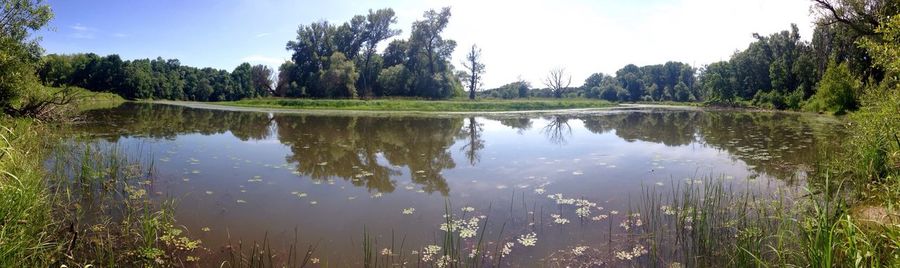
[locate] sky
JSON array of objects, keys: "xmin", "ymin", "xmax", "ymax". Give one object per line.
[{"xmin": 38, "ymin": 0, "xmax": 817, "ymax": 88}]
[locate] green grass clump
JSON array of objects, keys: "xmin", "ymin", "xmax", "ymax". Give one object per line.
[
  {"xmin": 222, "ymin": 97, "xmax": 615, "ymax": 112},
  {"xmin": 0, "ymin": 117, "xmax": 200, "ymax": 267},
  {"xmin": 0, "ymin": 119, "xmax": 56, "ymax": 266}
]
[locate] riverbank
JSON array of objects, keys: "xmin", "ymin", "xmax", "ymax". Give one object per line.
[{"xmin": 209, "ymin": 98, "xmax": 617, "ymax": 112}]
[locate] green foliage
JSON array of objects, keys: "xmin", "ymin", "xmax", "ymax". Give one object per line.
[
  {"xmin": 700, "ymin": 61, "xmax": 736, "ymax": 104},
  {"xmin": 805, "ymin": 61, "xmax": 859, "ymax": 114},
  {"xmin": 36, "ymin": 54, "xmax": 267, "ymax": 101},
  {"xmin": 281, "ymin": 7, "xmax": 460, "ymax": 100},
  {"xmin": 319, "ymin": 52, "xmax": 359, "ymax": 98},
  {"xmin": 0, "ymin": 0, "xmax": 53, "ymax": 111}
]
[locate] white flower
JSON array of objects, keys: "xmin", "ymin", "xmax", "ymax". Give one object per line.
[
  {"xmin": 461, "ymin": 206, "xmax": 475, "ymax": 212},
  {"xmin": 591, "ymin": 214, "xmax": 609, "ymax": 221},
  {"xmin": 422, "ymin": 245, "xmax": 441, "ymax": 262},
  {"xmin": 576, "ymin": 207, "xmax": 592, "ymax": 218},
  {"xmin": 517, "ymin": 232, "xmax": 537, "ymax": 247},
  {"xmin": 661, "ymin": 205, "xmax": 676, "ymax": 215},
  {"xmin": 402, "ymin": 208, "xmax": 415, "ymax": 215},
  {"xmin": 572, "ymin": 246, "xmax": 589, "ymax": 256},
  {"xmin": 534, "ymin": 188, "xmax": 546, "ymax": 194},
  {"xmin": 551, "ymin": 214, "xmax": 570, "ymax": 224},
  {"xmin": 311, "ymin": 258, "xmax": 320, "ymax": 264},
  {"xmin": 381, "ymin": 248, "xmax": 393, "ymax": 256},
  {"xmin": 501, "ymin": 242, "xmax": 514, "ymax": 257}
]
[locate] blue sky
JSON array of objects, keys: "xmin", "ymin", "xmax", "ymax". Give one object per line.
[{"xmin": 38, "ymin": 0, "xmax": 816, "ymax": 88}]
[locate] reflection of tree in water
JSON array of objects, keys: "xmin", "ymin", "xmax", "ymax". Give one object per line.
[
  {"xmin": 580, "ymin": 111, "xmax": 699, "ymax": 146},
  {"xmin": 274, "ymin": 115, "xmax": 464, "ymax": 195},
  {"xmin": 75, "ymin": 103, "xmax": 273, "ymax": 141},
  {"xmin": 457, "ymin": 117, "xmax": 485, "ymax": 165},
  {"xmin": 78, "ymin": 103, "xmax": 468, "ymax": 195},
  {"xmin": 697, "ymin": 112, "xmax": 845, "ymax": 184},
  {"xmin": 541, "ymin": 116, "xmax": 572, "ymax": 145},
  {"xmin": 571, "ymin": 110, "xmax": 844, "ymax": 183},
  {"xmin": 495, "ymin": 117, "xmax": 532, "ymax": 134}
]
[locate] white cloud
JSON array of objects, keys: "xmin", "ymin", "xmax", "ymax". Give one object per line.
[
  {"xmin": 69, "ymin": 23, "xmax": 98, "ymax": 39},
  {"xmin": 256, "ymin": 32, "xmax": 273, "ymax": 38},
  {"xmin": 241, "ymin": 55, "xmax": 286, "ymax": 66}
]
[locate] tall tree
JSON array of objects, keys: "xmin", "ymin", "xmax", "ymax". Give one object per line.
[
  {"xmin": 461, "ymin": 44, "xmax": 485, "ymax": 100},
  {"xmin": 359, "ymin": 8, "xmax": 400, "ymax": 97},
  {"xmin": 0, "ymin": 0, "xmax": 52, "ymax": 111},
  {"xmin": 250, "ymin": 64, "xmax": 275, "ymax": 97},
  {"xmin": 543, "ymin": 68, "xmax": 571, "ymax": 98}
]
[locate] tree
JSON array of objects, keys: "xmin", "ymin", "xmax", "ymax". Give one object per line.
[
  {"xmin": 543, "ymin": 67, "xmax": 571, "ymax": 98},
  {"xmin": 808, "ymin": 60, "xmax": 858, "ymax": 114},
  {"xmin": 616, "ymin": 64, "xmax": 643, "ymax": 101},
  {"xmin": 0, "ymin": 0, "xmax": 53, "ymax": 112},
  {"xmin": 699, "ymin": 61, "xmax": 737, "ymax": 104},
  {"xmin": 319, "ymin": 52, "xmax": 359, "ymax": 98},
  {"xmin": 407, "ymin": 7, "xmax": 458, "ymax": 99},
  {"xmin": 250, "ymin": 64, "xmax": 274, "ymax": 97},
  {"xmin": 359, "ymin": 8, "xmax": 400, "ymax": 97},
  {"xmin": 461, "ymin": 44, "xmax": 485, "ymax": 100}
]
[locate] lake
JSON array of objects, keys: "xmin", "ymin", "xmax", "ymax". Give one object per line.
[{"xmin": 72, "ymin": 103, "xmax": 845, "ymax": 266}]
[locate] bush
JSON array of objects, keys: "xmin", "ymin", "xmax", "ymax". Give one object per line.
[{"xmin": 805, "ymin": 61, "xmax": 859, "ymax": 114}]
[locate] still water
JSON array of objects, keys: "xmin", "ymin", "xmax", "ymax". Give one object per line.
[{"xmin": 74, "ymin": 103, "xmax": 844, "ymax": 266}]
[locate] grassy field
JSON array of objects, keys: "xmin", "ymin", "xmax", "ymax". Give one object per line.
[{"xmin": 221, "ymin": 98, "xmax": 616, "ymax": 112}]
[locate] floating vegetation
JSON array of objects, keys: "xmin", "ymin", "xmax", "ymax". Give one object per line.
[{"xmin": 517, "ymin": 232, "xmax": 538, "ymax": 246}]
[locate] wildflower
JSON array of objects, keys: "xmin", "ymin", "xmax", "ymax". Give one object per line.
[
  {"xmin": 468, "ymin": 248, "xmax": 478, "ymax": 258},
  {"xmin": 501, "ymin": 242, "xmax": 514, "ymax": 257},
  {"xmin": 576, "ymin": 207, "xmax": 592, "ymax": 218},
  {"xmin": 461, "ymin": 206, "xmax": 475, "ymax": 212},
  {"xmin": 201, "ymin": 227, "xmax": 211, "ymax": 232},
  {"xmin": 591, "ymin": 214, "xmax": 608, "ymax": 221},
  {"xmin": 402, "ymin": 208, "xmax": 415, "ymax": 215},
  {"xmin": 572, "ymin": 245, "xmax": 589, "ymax": 256},
  {"xmin": 436, "ymin": 255, "xmax": 452, "ymax": 268},
  {"xmin": 236, "ymin": 199, "xmax": 246, "ymax": 203},
  {"xmin": 381, "ymin": 248, "xmax": 393, "ymax": 256},
  {"xmin": 610, "ymin": 210, "xmax": 619, "ymax": 215},
  {"xmin": 311, "ymin": 258, "xmax": 320, "ymax": 264},
  {"xmin": 551, "ymin": 214, "xmax": 570, "ymax": 224},
  {"xmin": 422, "ymin": 245, "xmax": 441, "ymax": 262},
  {"xmin": 660, "ymin": 205, "xmax": 676, "ymax": 215},
  {"xmin": 517, "ymin": 232, "xmax": 537, "ymax": 246},
  {"xmin": 534, "ymin": 188, "xmax": 546, "ymax": 194}
]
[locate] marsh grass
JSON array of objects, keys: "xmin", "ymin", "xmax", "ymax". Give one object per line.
[{"xmin": 0, "ymin": 118, "xmax": 200, "ymax": 267}]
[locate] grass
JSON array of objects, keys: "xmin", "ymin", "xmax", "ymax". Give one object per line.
[
  {"xmin": 0, "ymin": 117, "xmax": 199, "ymax": 267},
  {"xmin": 219, "ymin": 97, "xmax": 615, "ymax": 112}
]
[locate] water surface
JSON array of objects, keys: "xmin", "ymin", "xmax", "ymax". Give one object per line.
[{"xmin": 74, "ymin": 103, "xmax": 845, "ymax": 266}]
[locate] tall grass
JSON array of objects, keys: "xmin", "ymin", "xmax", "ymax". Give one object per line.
[{"xmin": 0, "ymin": 117, "xmax": 201, "ymax": 267}]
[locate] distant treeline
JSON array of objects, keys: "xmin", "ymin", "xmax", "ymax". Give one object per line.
[
  {"xmin": 37, "ymin": 54, "xmax": 274, "ymax": 101},
  {"xmin": 481, "ymin": 21, "xmax": 886, "ymax": 114},
  {"xmin": 482, "ymin": 61, "xmax": 699, "ymax": 102},
  {"xmin": 33, "ymin": 3, "xmax": 895, "ymax": 114}
]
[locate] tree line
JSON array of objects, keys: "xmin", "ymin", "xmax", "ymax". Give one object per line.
[{"xmin": 37, "ymin": 53, "xmax": 275, "ymax": 101}]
